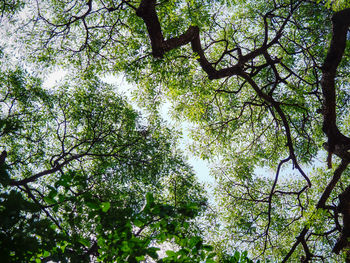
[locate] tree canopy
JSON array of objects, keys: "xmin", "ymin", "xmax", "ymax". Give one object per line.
[{"xmin": 1, "ymin": 0, "xmax": 350, "ymax": 262}]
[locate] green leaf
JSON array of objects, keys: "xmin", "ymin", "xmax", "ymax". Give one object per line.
[
  {"xmin": 147, "ymin": 247, "xmax": 160, "ymax": 259},
  {"xmin": 133, "ymin": 219, "xmax": 144, "ymax": 227},
  {"xmin": 43, "ymin": 196, "xmax": 56, "ymax": 205},
  {"xmin": 136, "ymin": 255, "xmax": 145, "ymax": 261},
  {"xmin": 146, "ymin": 192, "xmax": 154, "ymax": 205},
  {"xmin": 189, "ymin": 236, "xmax": 201, "ymax": 248},
  {"xmin": 203, "ymin": 245, "xmax": 213, "ymax": 251},
  {"xmin": 78, "ymin": 237, "xmax": 90, "ymax": 247},
  {"xmin": 59, "ymin": 241, "xmax": 68, "ymax": 253},
  {"xmin": 165, "ymin": 250, "xmax": 177, "ymax": 257},
  {"xmin": 121, "ymin": 241, "xmax": 131, "ymax": 252},
  {"xmin": 100, "ymin": 202, "xmax": 111, "ymax": 212},
  {"xmin": 86, "ymin": 201, "xmax": 100, "ymax": 210}
]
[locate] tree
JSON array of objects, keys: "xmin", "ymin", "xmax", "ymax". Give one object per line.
[
  {"xmin": 2, "ymin": 0, "xmax": 350, "ymax": 261},
  {"xmin": 0, "ymin": 55, "xmax": 220, "ymax": 261}
]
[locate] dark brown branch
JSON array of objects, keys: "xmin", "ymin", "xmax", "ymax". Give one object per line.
[
  {"xmin": 22, "ymin": 184, "xmax": 63, "ymax": 231},
  {"xmin": 136, "ymin": 0, "xmax": 199, "ymax": 58},
  {"xmin": 9, "ymin": 153, "xmax": 85, "ymax": 186},
  {"xmin": 239, "ymin": 70, "xmax": 311, "ymax": 187},
  {"xmin": 0, "ymin": 150, "xmax": 7, "ymax": 165},
  {"xmin": 190, "ymin": 34, "xmax": 242, "ymax": 80},
  {"xmin": 300, "ymin": 233, "xmax": 313, "ymax": 262},
  {"xmin": 317, "ymin": 160, "xmax": 349, "ymax": 209},
  {"xmin": 321, "ymin": 8, "xmax": 350, "ymax": 155},
  {"xmin": 284, "ymin": 160, "xmax": 349, "ymax": 261},
  {"xmin": 264, "ymin": 157, "xmax": 291, "ymax": 251},
  {"xmin": 136, "ymin": 0, "xmax": 291, "ymax": 77},
  {"xmin": 283, "ymin": 7, "xmax": 350, "ymax": 259},
  {"xmin": 282, "ymin": 227, "xmax": 309, "ymax": 263},
  {"xmin": 333, "ymin": 184, "xmax": 350, "ymax": 254},
  {"xmin": 136, "ymin": 0, "xmax": 165, "ymax": 57},
  {"xmin": 319, "ymin": 8, "xmax": 350, "ymax": 256}
]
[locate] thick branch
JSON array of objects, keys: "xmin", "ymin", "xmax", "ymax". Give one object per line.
[
  {"xmin": 0, "ymin": 150, "xmax": 7, "ymax": 165},
  {"xmin": 282, "ymin": 227, "xmax": 309, "ymax": 263},
  {"xmin": 333, "ymin": 184, "xmax": 350, "ymax": 254},
  {"xmin": 9, "ymin": 153, "xmax": 85, "ymax": 186},
  {"xmin": 136, "ymin": 0, "xmax": 165, "ymax": 57},
  {"xmin": 190, "ymin": 34, "xmax": 242, "ymax": 79},
  {"xmin": 317, "ymin": 160, "xmax": 349, "ymax": 209},
  {"xmin": 319, "ymin": 8, "xmax": 350, "ymax": 256},
  {"xmin": 321, "ymin": 8, "xmax": 350, "ymax": 153},
  {"xmin": 136, "ymin": 0, "xmax": 286, "ymax": 76}
]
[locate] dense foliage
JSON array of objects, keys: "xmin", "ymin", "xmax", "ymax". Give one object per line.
[
  {"xmin": 1, "ymin": 0, "xmax": 350, "ymax": 262},
  {"xmin": 0, "ymin": 60, "xmax": 216, "ymax": 261}
]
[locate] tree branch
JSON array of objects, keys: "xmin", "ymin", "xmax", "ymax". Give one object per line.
[
  {"xmin": 317, "ymin": 160, "xmax": 349, "ymax": 209},
  {"xmin": 321, "ymin": 8, "xmax": 350, "ymax": 155}
]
